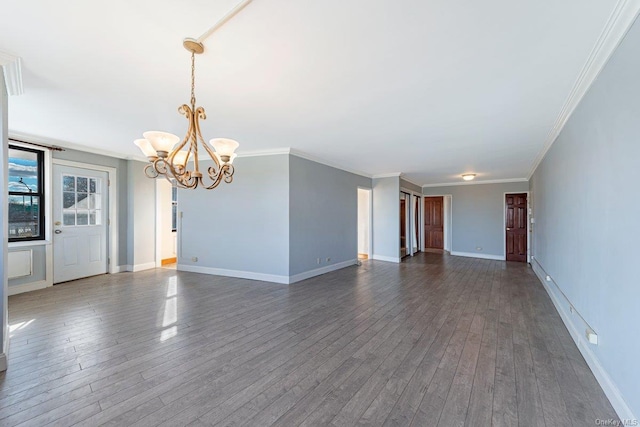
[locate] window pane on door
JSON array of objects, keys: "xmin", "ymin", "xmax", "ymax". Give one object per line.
[{"xmin": 61, "ymin": 175, "xmax": 102, "ymax": 226}]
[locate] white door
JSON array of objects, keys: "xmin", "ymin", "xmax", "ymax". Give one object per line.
[{"xmin": 53, "ymin": 164, "xmax": 108, "ymax": 283}]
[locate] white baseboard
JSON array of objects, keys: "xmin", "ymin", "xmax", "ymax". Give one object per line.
[
  {"xmin": 121, "ymin": 262, "xmax": 156, "ymax": 273},
  {"xmin": 177, "ymin": 264, "xmax": 290, "ymax": 284},
  {"xmin": 372, "ymin": 254, "xmax": 401, "ymax": 263},
  {"xmin": 289, "ymin": 259, "xmax": 357, "ymax": 284},
  {"xmin": 0, "ymin": 324, "xmax": 8, "ymax": 372},
  {"xmin": 450, "ymin": 251, "xmax": 505, "ymax": 261},
  {"xmin": 532, "ymin": 259, "xmax": 636, "ymax": 422},
  {"xmin": 7, "ymin": 280, "xmax": 51, "ymax": 296}
]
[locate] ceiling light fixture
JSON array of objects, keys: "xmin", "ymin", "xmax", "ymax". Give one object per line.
[
  {"xmin": 133, "ymin": 0, "xmax": 254, "ymax": 189},
  {"xmin": 462, "ymin": 173, "xmax": 476, "ymax": 181}
]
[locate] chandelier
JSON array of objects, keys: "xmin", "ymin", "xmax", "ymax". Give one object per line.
[{"xmin": 133, "ymin": 37, "xmax": 239, "ymax": 189}]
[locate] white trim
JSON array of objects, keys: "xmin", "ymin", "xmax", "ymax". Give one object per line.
[
  {"xmin": 7, "ymin": 240, "xmax": 51, "ymax": 248},
  {"xmin": 373, "ymin": 172, "xmax": 402, "ymax": 179},
  {"xmin": 52, "ymin": 159, "xmax": 119, "ymax": 275},
  {"xmin": 10, "ymin": 132, "xmax": 132, "ymax": 160},
  {"xmin": 450, "ymin": 251, "xmax": 505, "ymax": 261},
  {"xmin": 399, "ymin": 187, "xmax": 422, "ymax": 197},
  {"xmin": 289, "ymin": 149, "xmax": 372, "ymax": 179},
  {"xmin": 177, "ymin": 264, "xmax": 290, "ymax": 284},
  {"xmin": 531, "ymin": 259, "xmax": 636, "ymax": 422},
  {"xmin": 503, "ymin": 191, "xmax": 531, "ymax": 263},
  {"xmin": 7, "ymin": 280, "xmax": 50, "ymax": 296},
  {"xmin": 372, "ymin": 254, "xmax": 401, "ymax": 263},
  {"xmin": 237, "ymin": 147, "xmax": 291, "ymax": 158},
  {"xmin": 528, "ymin": 0, "xmax": 640, "ymax": 180},
  {"xmin": 0, "ymin": 51, "xmax": 23, "ymax": 96},
  {"xmin": 123, "ymin": 262, "xmax": 156, "ymax": 272},
  {"xmin": 113, "ymin": 265, "xmax": 127, "ymax": 273},
  {"xmin": 289, "ymin": 259, "xmax": 358, "ymax": 284},
  {"xmin": 422, "ymin": 178, "xmax": 528, "ymax": 188}
]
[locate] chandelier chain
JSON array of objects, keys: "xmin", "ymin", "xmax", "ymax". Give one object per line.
[{"xmin": 190, "ymin": 52, "xmax": 196, "ymax": 109}]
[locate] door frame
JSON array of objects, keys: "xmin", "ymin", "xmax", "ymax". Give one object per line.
[
  {"xmin": 503, "ymin": 191, "xmax": 530, "ymax": 263},
  {"xmin": 52, "ymin": 159, "xmax": 118, "ymax": 274},
  {"xmin": 400, "ymin": 186, "xmax": 423, "ymax": 257},
  {"xmin": 357, "ymin": 187, "xmax": 373, "ymax": 259},
  {"xmin": 422, "ymin": 194, "xmax": 452, "ymax": 253}
]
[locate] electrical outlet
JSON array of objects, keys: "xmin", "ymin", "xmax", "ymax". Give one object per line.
[
  {"xmin": 191, "ymin": 256, "xmax": 198, "ymax": 262},
  {"xmin": 326, "ymin": 257, "xmax": 331, "ymax": 262},
  {"xmin": 545, "ymin": 275, "xmax": 551, "ymax": 282},
  {"xmin": 317, "ymin": 258, "xmax": 321, "ymax": 264},
  {"xmin": 586, "ymin": 329, "xmax": 598, "ymax": 345},
  {"xmin": 476, "ymin": 247, "xmax": 483, "ymax": 251},
  {"xmin": 569, "ymin": 305, "xmax": 575, "ymax": 314}
]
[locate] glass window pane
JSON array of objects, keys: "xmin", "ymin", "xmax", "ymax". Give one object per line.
[
  {"xmin": 89, "ymin": 211, "xmax": 96, "ymax": 225},
  {"xmin": 63, "ymin": 175, "xmax": 75, "ymax": 192},
  {"xmin": 63, "ymin": 211, "xmax": 76, "ymax": 226},
  {"xmin": 93, "ymin": 210, "xmax": 102, "ymax": 225},
  {"xmin": 63, "ymin": 192, "xmax": 76, "ymax": 209},
  {"xmin": 77, "ymin": 177, "xmax": 88, "ymax": 193},
  {"xmin": 8, "ymin": 148, "xmax": 38, "ymax": 193},
  {"xmin": 89, "ymin": 178, "xmax": 96, "ymax": 193},
  {"xmin": 89, "ymin": 194, "xmax": 102, "ymax": 210},
  {"xmin": 77, "ymin": 211, "xmax": 89, "ymax": 225},
  {"xmin": 8, "ymin": 195, "xmax": 40, "ymax": 238},
  {"xmin": 76, "ymin": 193, "xmax": 89, "ymax": 209}
]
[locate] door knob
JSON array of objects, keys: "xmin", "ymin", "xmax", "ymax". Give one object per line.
[
  {"xmin": 54, "ymin": 229, "xmax": 62, "ymax": 234},
  {"xmin": 506, "ymin": 228, "xmax": 512, "ymax": 231}
]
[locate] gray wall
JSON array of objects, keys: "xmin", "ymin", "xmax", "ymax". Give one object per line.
[
  {"xmin": 372, "ymin": 176, "xmax": 400, "ymax": 260},
  {"xmin": 530, "ymin": 16, "xmax": 640, "ymax": 418},
  {"xmin": 1, "ymin": 68, "xmax": 8, "ymax": 362},
  {"xmin": 289, "ymin": 155, "xmax": 371, "ymax": 276},
  {"xmin": 400, "ymin": 178, "xmax": 421, "ymax": 193},
  {"xmin": 8, "ymin": 245, "xmax": 46, "ymax": 286},
  {"xmin": 178, "ymin": 155, "xmax": 290, "ymax": 277},
  {"xmin": 423, "ymin": 181, "xmax": 529, "ymax": 257},
  {"xmin": 53, "ymin": 148, "xmax": 129, "ymax": 266}
]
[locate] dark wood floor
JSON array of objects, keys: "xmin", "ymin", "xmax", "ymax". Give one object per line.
[{"xmin": 1, "ymin": 253, "xmax": 618, "ymax": 426}]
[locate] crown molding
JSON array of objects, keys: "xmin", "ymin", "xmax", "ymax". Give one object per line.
[
  {"xmin": 399, "ymin": 175, "xmax": 423, "ymax": 188},
  {"xmin": 422, "ymin": 178, "xmax": 528, "ymax": 188},
  {"xmin": 528, "ymin": 0, "xmax": 640, "ymax": 180},
  {"xmin": 236, "ymin": 147, "xmax": 291, "ymax": 157},
  {"xmin": 0, "ymin": 50, "xmax": 24, "ymax": 96},
  {"xmin": 372, "ymin": 172, "xmax": 402, "ymax": 179},
  {"xmin": 8, "ymin": 132, "xmax": 133, "ymax": 160}
]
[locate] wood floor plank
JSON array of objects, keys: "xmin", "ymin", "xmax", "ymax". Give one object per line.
[{"xmin": 0, "ymin": 254, "xmax": 621, "ymax": 426}]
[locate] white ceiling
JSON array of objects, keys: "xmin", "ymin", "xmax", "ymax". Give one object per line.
[{"xmin": 0, "ymin": 0, "xmax": 620, "ymax": 185}]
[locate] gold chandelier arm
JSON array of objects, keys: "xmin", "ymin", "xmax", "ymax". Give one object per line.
[{"xmin": 203, "ymin": 163, "xmax": 234, "ymax": 190}]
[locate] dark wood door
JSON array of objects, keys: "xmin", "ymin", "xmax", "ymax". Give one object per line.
[
  {"xmin": 424, "ymin": 197, "xmax": 444, "ymax": 249},
  {"xmin": 505, "ymin": 193, "xmax": 527, "ymax": 262}
]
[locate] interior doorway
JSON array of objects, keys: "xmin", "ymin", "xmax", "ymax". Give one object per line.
[
  {"xmin": 400, "ymin": 192, "xmax": 411, "ymax": 258},
  {"xmin": 412, "ymin": 194, "xmax": 421, "ymax": 254},
  {"xmin": 505, "ymin": 192, "xmax": 528, "ymax": 262},
  {"xmin": 357, "ymin": 188, "xmax": 372, "ymax": 260},
  {"xmin": 156, "ymin": 179, "xmax": 178, "ymax": 268},
  {"xmin": 424, "ymin": 196, "xmax": 444, "ymax": 251}
]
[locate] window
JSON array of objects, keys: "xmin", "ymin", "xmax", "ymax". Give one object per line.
[
  {"xmin": 171, "ymin": 184, "xmax": 178, "ymax": 232},
  {"xmin": 8, "ymin": 145, "xmax": 45, "ymax": 241}
]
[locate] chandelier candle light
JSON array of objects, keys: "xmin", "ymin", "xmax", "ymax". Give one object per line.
[{"xmin": 133, "ymin": 0, "xmax": 254, "ymax": 189}]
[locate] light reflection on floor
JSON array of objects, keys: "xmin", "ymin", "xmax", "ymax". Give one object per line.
[{"xmin": 160, "ymin": 275, "xmax": 178, "ymax": 342}]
